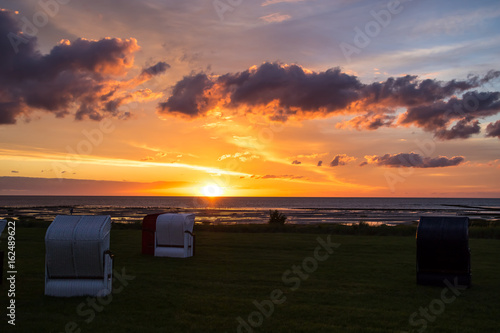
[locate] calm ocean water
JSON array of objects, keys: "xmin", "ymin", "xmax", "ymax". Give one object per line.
[{"xmin": 1, "ymin": 196, "xmax": 499, "ymax": 210}]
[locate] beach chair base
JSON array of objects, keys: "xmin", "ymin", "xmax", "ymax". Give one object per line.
[{"xmin": 417, "ymin": 272, "xmax": 471, "ymax": 288}]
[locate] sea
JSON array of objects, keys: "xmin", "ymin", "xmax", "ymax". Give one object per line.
[{"xmin": 1, "ymin": 196, "xmax": 499, "ymax": 225}]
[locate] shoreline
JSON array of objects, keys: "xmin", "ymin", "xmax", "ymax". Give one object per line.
[{"xmin": 2, "ymin": 204, "xmax": 499, "ymax": 226}]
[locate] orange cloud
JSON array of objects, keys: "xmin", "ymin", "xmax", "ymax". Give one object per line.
[{"xmin": 0, "ymin": 9, "xmax": 168, "ymax": 124}]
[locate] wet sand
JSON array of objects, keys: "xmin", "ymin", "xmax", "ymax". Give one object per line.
[{"xmin": 2, "ymin": 204, "xmax": 498, "ymax": 225}]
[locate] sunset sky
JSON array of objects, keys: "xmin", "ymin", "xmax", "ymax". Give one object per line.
[{"xmin": 0, "ymin": 0, "xmax": 499, "ymax": 197}]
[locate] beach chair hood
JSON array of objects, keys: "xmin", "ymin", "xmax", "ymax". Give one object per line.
[
  {"xmin": 45, "ymin": 215, "xmax": 113, "ymax": 297},
  {"xmin": 142, "ymin": 213, "xmax": 195, "ymax": 258},
  {"xmin": 156, "ymin": 213, "xmax": 194, "ymax": 247}
]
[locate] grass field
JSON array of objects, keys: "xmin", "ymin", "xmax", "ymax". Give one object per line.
[{"xmin": 2, "ymin": 227, "xmax": 500, "ymax": 332}]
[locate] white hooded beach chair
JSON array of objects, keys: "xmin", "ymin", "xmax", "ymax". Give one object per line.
[
  {"xmin": 153, "ymin": 213, "xmax": 195, "ymax": 258},
  {"xmin": 45, "ymin": 215, "xmax": 113, "ymax": 297}
]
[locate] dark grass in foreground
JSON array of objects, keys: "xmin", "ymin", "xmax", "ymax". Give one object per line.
[{"xmin": 2, "ymin": 228, "xmax": 500, "ymax": 332}]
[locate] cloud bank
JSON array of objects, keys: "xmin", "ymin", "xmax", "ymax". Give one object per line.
[
  {"xmin": 157, "ymin": 62, "xmax": 500, "ymax": 140},
  {"xmin": 0, "ymin": 176, "xmax": 187, "ymax": 195},
  {"xmin": 362, "ymin": 153, "xmax": 465, "ymax": 168}
]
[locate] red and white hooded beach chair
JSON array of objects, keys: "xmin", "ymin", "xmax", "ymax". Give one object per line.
[{"xmin": 142, "ymin": 213, "xmax": 195, "ymax": 258}]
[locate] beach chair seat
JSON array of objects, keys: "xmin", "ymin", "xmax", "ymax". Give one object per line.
[
  {"xmin": 45, "ymin": 215, "xmax": 114, "ymax": 297},
  {"xmin": 142, "ymin": 213, "xmax": 195, "ymax": 258}
]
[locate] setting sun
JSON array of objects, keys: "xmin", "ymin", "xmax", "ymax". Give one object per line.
[{"xmin": 201, "ymin": 184, "xmax": 224, "ymax": 197}]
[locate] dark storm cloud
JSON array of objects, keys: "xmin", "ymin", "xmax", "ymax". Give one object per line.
[
  {"xmin": 434, "ymin": 118, "xmax": 481, "ymax": 140},
  {"xmin": 485, "ymin": 120, "xmax": 500, "ymax": 138},
  {"xmin": 157, "ymin": 73, "xmax": 214, "ymax": 117},
  {"xmin": 0, "ymin": 9, "xmax": 167, "ymax": 124},
  {"xmin": 157, "ymin": 62, "xmax": 364, "ymax": 118},
  {"xmin": 365, "ymin": 152, "xmax": 465, "ymax": 168},
  {"xmin": 156, "ymin": 62, "xmax": 500, "ymax": 140},
  {"xmin": 398, "ymin": 91, "xmax": 500, "ymax": 132},
  {"xmin": 361, "ymin": 72, "xmax": 499, "ymax": 107},
  {"xmin": 219, "ymin": 62, "xmax": 363, "ymax": 112}
]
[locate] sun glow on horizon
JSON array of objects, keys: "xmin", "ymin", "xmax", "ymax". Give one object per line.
[{"xmin": 201, "ymin": 183, "xmax": 224, "ymax": 197}]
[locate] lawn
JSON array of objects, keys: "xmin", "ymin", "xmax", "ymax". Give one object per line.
[{"xmin": 2, "ymin": 227, "xmax": 500, "ymax": 332}]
